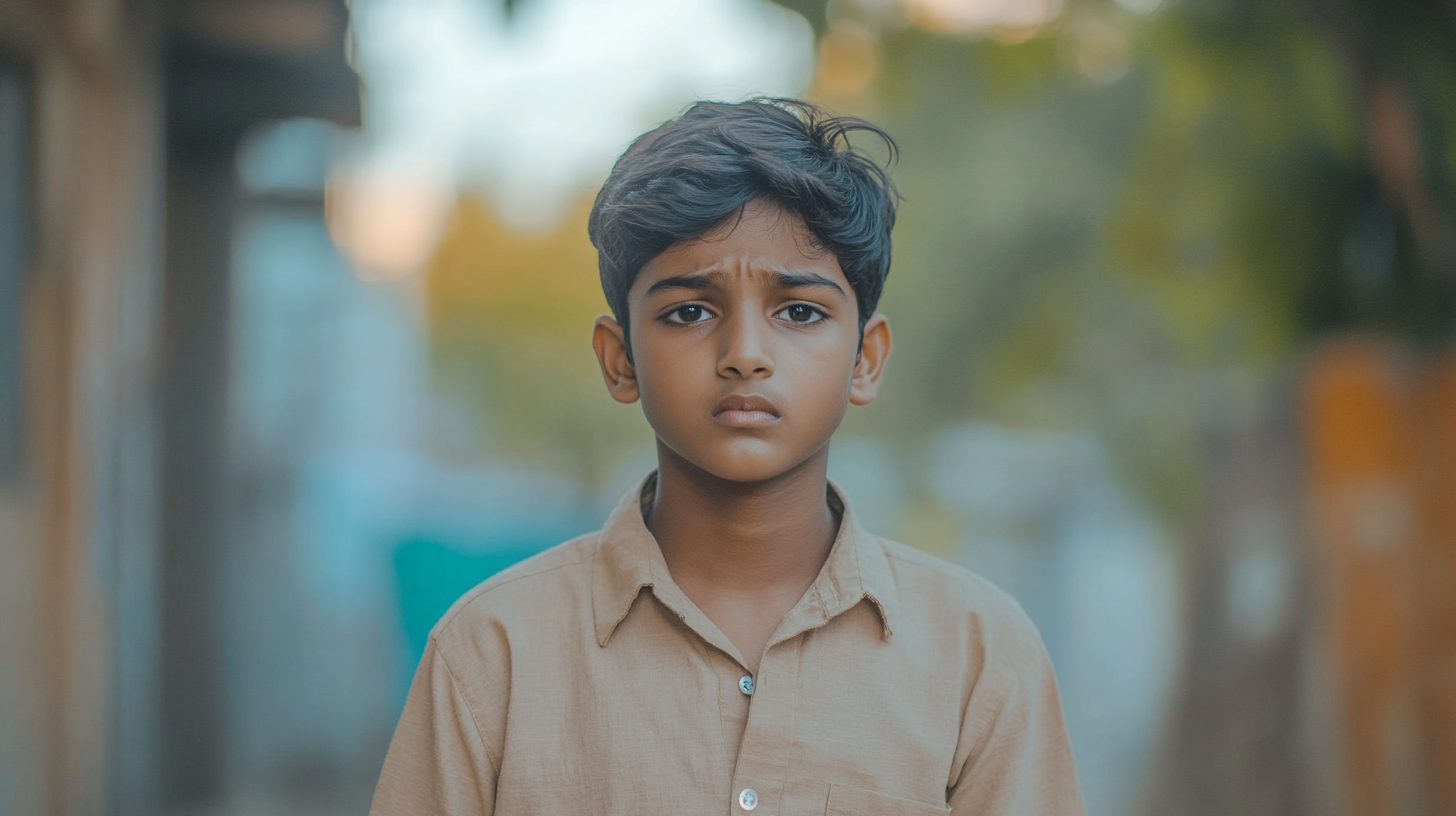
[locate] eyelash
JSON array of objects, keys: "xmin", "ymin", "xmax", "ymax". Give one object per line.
[
  {"xmin": 661, "ymin": 303, "xmax": 716, "ymax": 325},
  {"xmin": 658, "ymin": 303, "xmax": 830, "ymax": 326},
  {"xmin": 775, "ymin": 303, "xmax": 829, "ymax": 324}
]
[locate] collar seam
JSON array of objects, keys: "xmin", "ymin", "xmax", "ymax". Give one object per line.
[
  {"xmin": 850, "ymin": 532, "xmax": 895, "ymax": 640},
  {"xmin": 595, "ymin": 579, "xmax": 652, "ymax": 647}
]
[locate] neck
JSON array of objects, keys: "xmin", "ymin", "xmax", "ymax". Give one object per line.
[{"xmin": 646, "ymin": 444, "xmax": 839, "ymax": 601}]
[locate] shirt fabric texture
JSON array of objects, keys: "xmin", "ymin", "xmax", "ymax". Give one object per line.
[{"xmin": 370, "ymin": 473, "xmax": 1085, "ymax": 816}]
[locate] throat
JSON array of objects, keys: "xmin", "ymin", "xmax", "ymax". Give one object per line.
[{"xmin": 645, "ymin": 455, "xmax": 841, "ymax": 671}]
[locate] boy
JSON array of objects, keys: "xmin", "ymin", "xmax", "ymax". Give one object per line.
[{"xmin": 371, "ymin": 99, "xmax": 1084, "ymax": 815}]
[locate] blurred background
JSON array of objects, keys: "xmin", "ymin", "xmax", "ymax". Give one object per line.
[{"xmin": 1, "ymin": 0, "xmax": 1454, "ymax": 814}]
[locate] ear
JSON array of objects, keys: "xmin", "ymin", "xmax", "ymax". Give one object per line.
[
  {"xmin": 849, "ymin": 313, "xmax": 891, "ymax": 406},
  {"xmin": 593, "ymin": 315, "xmax": 640, "ymax": 404}
]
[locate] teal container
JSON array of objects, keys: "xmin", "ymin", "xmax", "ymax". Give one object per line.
[{"xmin": 392, "ymin": 536, "xmax": 556, "ymax": 678}]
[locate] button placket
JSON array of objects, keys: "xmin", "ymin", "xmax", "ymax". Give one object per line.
[{"xmin": 727, "ymin": 639, "xmax": 803, "ymax": 816}]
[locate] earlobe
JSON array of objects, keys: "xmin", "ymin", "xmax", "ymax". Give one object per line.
[
  {"xmin": 592, "ymin": 316, "xmax": 640, "ymax": 404},
  {"xmin": 849, "ymin": 314, "xmax": 891, "ymax": 406}
]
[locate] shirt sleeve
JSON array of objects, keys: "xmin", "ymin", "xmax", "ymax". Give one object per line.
[
  {"xmin": 946, "ymin": 631, "xmax": 1085, "ymax": 816},
  {"xmin": 370, "ymin": 640, "xmax": 498, "ymax": 816}
]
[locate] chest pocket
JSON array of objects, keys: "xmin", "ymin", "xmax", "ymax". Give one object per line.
[{"xmin": 825, "ymin": 784, "xmax": 950, "ymax": 816}]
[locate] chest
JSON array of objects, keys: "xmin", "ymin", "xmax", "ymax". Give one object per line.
[{"xmin": 493, "ymin": 599, "xmax": 962, "ymax": 816}]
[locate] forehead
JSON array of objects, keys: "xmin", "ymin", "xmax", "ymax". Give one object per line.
[{"xmin": 632, "ymin": 199, "xmax": 846, "ymax": 294}]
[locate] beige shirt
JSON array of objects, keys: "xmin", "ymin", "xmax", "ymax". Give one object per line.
[{"xmin": 371, "ymin": 475, "xmax": 1084, "ymax": 816}]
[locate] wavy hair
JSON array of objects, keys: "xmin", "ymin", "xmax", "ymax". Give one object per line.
[{"xmin": 588, "ymin": 98, "xmax": 899, "ymax": 338}]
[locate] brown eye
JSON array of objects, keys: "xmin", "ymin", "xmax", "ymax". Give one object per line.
[
  {"xmin": 776, "ymin": 303, "xmax": 826, "ymax": 324},
  {"xmin": 665, "ymin": 304, "xmax": 712, "ymax": 324}
]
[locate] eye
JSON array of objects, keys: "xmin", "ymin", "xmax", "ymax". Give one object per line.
[
  {"xmin": 775, "ymin": 303, "xmax": 827, "ymax": 324},
  {"xmin": 663, "ymin": 304, "xmax": 714, "ymax": 324}
]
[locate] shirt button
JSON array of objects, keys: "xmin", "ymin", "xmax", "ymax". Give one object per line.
[
  {"xmin": 738, "ymin": 675, "xmax": 754, "ymax": 695},
  {"xmin": 738, "ymin": 788, "xmax": 758, "ymax": 811}
]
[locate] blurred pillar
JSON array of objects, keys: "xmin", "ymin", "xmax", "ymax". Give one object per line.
[
  {"xmin": 1142, "ymin": 379, "xmax": 1309, "ymax": 816},
  {"xmin": 158, "ymin": 134, "xmax": 235, "ymax": 806},
  {"xmin": 1303, "ymin": 338, "xmax": 1422, "ymax": 816},
  {"xmin": 157, "ymin": 0, "xmax": 360, "ymax": 808},
  {"xmin": 0, "ymin": 53, "xmax": 39, "ymax": 816},
  {"xmin": 0, "ymin": 1, "xmax": 167, "ymax": 815},
  {"xmin": 1150, "ymin": 339, "xmax": 1456, "ymax": 816},
  {"xmin": 1415, "ymin": 352, "xmax": 1456, "ymax": 815}
]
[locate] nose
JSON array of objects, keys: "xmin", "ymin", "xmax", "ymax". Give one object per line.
[{"xmin": 717, "ymin": 311, "xmax": 773, "ymax": 379}]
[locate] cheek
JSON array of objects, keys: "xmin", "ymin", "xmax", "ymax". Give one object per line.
[
  {"xmin": 793, "ymin": 346, "xmax": 858, "ymax": 421},
  {"xmin": 631, "ymin": 345, "xmax": 704, "ymax": 419},
  {"xmin": 823, "ymin": 369, "xmax": 856, "ymax": 425}
]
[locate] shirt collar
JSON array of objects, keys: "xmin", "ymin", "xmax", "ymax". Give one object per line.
[{"xmin": 591, "ymin": 471, "xmax": 898, "ymax": 649}]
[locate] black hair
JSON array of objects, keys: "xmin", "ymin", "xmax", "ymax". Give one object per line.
[{"xmin": 588, "ymin": 98, "xmax": 899, "ymax": 340}]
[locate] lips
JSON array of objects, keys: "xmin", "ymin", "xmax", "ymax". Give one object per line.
[{"xmin": 713, "ymin": 394, "xmax": 781, "ymax": 428}]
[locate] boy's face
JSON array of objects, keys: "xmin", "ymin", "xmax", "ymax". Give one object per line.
[{"xmin": 592, "ymin": 198, "xmax": 891, "ymax": 484}]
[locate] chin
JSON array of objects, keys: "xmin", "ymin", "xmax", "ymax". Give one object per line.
[
  {"xmin": 683, "ymin": 441, "xmax": 818, "ymax": 485},
  {"xmin": 699, "ymin": 459, "xmax": 793, "ymax": 484}
]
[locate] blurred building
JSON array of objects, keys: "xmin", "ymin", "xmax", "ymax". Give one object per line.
[
  {"xmin": 2, "ymin": 1, "xmax": 1454, "ymax": 815},
  {"xmin": 0, "ymin": 1, "xmax": 357, "ymax": 814}
]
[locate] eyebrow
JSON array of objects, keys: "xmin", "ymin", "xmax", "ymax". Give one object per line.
[
  {"xmin": 643, "ymin": 270, "xmax": 847, "ymax": 299},
  {"xmin": 643, "ymin": 272, "xmax": 716, "ymax": 297},
  {"xmin": 772, "ymin": 272, "xmax": 847, "ymax": 298}
]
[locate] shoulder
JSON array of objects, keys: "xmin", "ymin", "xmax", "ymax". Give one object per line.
[
  {"xmin": 873, "ymin": 535, "xmax": 1045, "ymax": 668},
  {"xmin": 429, "ymin": 532, "xmax": 602, "ymax": 652}
]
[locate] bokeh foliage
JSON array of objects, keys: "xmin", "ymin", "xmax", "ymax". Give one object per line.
[
  {"xmin": 427, "ymin": 0, "xmax": 1456, "ymax": 527},
  {"xmin": 813, "ymin": 0, "xmax": 1456, "ymax": 524},
  {"xmin": 427, "ymin": 196, "xmax": 653, "ymax": 483}
]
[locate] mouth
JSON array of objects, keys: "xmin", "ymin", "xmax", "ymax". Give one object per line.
[{"xmin": 712, "ymin": 394, "xmax": 781, "ymax": 428}]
